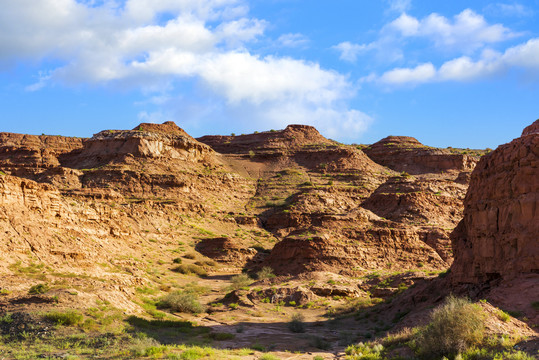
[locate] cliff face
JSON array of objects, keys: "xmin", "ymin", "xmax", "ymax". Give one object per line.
[
  {"xmin": 363, "ymin": 136, "xmax": 479, "ymax": 174},
  {"xmin": 72, "ymin": 129, "xmax": 213, "ymax": 169},
  {"xmin": 451, "ymin": 120, "xmax": 539, "ymax": 284},
  {"xmin": 0, "ymin": 133, "xmax": 83, "ymax": 176}
]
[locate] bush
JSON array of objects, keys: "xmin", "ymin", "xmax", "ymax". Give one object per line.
[
  {"xmin": 172, "ymin": 257, "xmax": 182, "ymax": 264},
  {"xmin": 158, "ymin": 291, "xmax": 206, "ymax": 314},
  {"xmin": 496, "ymin": 309, "xmax": 510, "ymax": 322},
  {"xmin": 288, "ymin": 313, "xmax": 305, "ymax": 333},
  {"xmin": 173, "ymin": 264, "xmax": 207, "ymax": 277},
  {"xmin": 258, "ymin": 355, "xmax": 280, "ymax": 360},
  {"xmin": 414, "ymin": 295, "xmax": 486, "ymax": 358},
  {"xmin": 345, "ymin": 342, "xmax": 384, "ymax": 359},
  {"xmin": 29, "ymin": 283, "xmax": 49, "ymax": 294},
  {"xmin": 45, "ymin": 310, "xmax": 83, "ymax": 326},
  {"xmin": 229, "ymin": 273, "xmax": 252, "ymax": 290},
  {"xmin": 194, "ymin": 259, "xmax": 216, "ymax": 267},
  {"xmin": 256, "ymin": 267, "xmax": 275, "ymax": 280}
]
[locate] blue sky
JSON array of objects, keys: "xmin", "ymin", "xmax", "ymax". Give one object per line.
[{"xmin": 1, "ymin": 0, "xmax": 538, "ymax": 148}]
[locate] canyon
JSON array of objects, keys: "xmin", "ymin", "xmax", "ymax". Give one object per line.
[{"xmin": 0, "ymin": 120, "xmax": 536, "ymax": 359}]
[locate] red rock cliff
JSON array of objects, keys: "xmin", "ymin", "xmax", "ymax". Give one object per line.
[{"xmin": 451, "ymin": 120, "xmax": 539, "ymax": 284}]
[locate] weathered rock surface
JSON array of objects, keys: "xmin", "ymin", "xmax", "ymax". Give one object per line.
[
  {"xmin": 451, "ymin": 120, "xmax": 538, "ymax": 284},
  {"xmin": 197, "ymin": 125, "xmax": 334, "ymax": 154},
  {"xmin": 0, "ymin": 133, "xmax": 83, "ymax": 179},
  {"xmin": 70, "ymin": 123, "xmax": 214, "ymax": 169},
  {"xmin": 364, "ymin": 136, "xmax": 478, "ymax": 174},
  {"xmin": 195, "ymin": 237, "xmax": 265, "ymax": 267},
  {"xmin": 0, "ymin": 121, "xmax": 488, "ymax": 310}
]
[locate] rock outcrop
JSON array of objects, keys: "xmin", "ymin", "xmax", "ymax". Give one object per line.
[
  {"xmin": 451, "ymin": 120, "xmax": 538, "ymax": 284},
  {"xmin": 0, "ymin": 133, "xmax": 83, "ymax": 178},
  {"xmin": 363, "ymin": 136, "xmax": 479, "ymax": 174},
  {"xmin": 197, "ymin": 124, "xmax": 334, "ymax": 154},
  {"xmin": 70, "ymin": 123, "xmax": 214, "ymax": 169}
]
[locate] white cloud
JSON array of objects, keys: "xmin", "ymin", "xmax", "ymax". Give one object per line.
[
  {"xmin": 278, "ymin": 33, "xmax": 309, "ymax": 48},
  {"xmin": 25, "ymin": 71, "xmax": 53, "ymax": 92},
  {"xmin": 0, "ymin": 0, "xmax": 370, "ymax": 140},
  {"xmin": 485, "ymin": 3, "xmax": 534, "ymax": 17},
  {"xmin": 370, "ymin": 37, "xmax": 539, "ymax": 85},
  {"xmin": 388, "ymin": 9, "xmax": 518, "ymax": 52},
  {"xmin": 379, "ymin": 63, "xmax": 436, "ymax": 84},
  {"xmin": 386, "ymin": 0, "xmax": 411, "ymax": 13},
  {"xmin": 389, "ymin": 13, "xmax": 419, "ymax": 36},
  {"xmin": 333, "ymin": 42, "xmax": 368, "ymax": 62}
]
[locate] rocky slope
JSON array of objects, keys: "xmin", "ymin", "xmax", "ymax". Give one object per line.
[{"xmin": 0, "ymin": 122, "xmax": 474, "ymax": 279}]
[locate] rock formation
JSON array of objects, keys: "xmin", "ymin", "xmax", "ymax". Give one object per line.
[
  {"xmin": 451, "ymin": 120, "xmax": 538, "ymax": 284},
  {"xmin": 363, "ymin": 136, "xmax": 479, "ymax": 174}
]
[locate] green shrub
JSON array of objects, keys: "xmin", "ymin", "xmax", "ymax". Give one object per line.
[
  {"xmin": 258, "ymin": 355, "xmax": 280, "ymax": 360},
  {"xmin": 45, "ymin": 310, "xmax": 83, "ymax": 326},
  {"xmin": 229, "ymin": 273, "xmax": 252, "ymax": 290},
  {"xmin": 345, "ymin": 342, "xmax": 384, "ymax": 359},
  {"xmin": 195, "ymin": 259, "xmax": 216, "ymax": 267},
  {"xmin": 158, "ymin": 291, "xmax": 206, "ymax": 314},
  {"xmin": 496, "ymin": 309, "xmax": 510, "ymax": 322},
  {"xmin": 414, "ymin": 295, "xmax": 486, "ymax": 358},
  {"xmin": 0, "ymin": 313, "xmax": 13, "ymax": 324},
  {"xmin": 29, "ymin": 283, "xmax": 49, "ymax": 294},
  {"xmin": 173, "ymin": 264, "xmax": 207, "ymax": 277},
  {"xmin": 183, "ymin": 252, "xmax": 197, "ymax": 260},
  {"xmin": 173, "ymin": 257, "xmax": 182, "ymax": 264},
  {"xmin": 256, "ymin": 267, "xmax": 275, "ymax": 280},
  {"xmin": 288, "ymin": 313, "xmax": 305, "ymax": 333}
]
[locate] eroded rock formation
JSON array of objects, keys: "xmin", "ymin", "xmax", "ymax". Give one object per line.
[
  {"xmin": 451, "ymin": 120, "xmax": 538, "ymax": 284},
  {"xmin": 363, "ymin": 136, "xmax": 479, "ymax": 174}
]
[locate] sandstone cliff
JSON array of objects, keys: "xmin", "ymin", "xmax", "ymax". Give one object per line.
[{"xmin": 451, "ymin": 120, "xmax": 538, "ymax": 284}]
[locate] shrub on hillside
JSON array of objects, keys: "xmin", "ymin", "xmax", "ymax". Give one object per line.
[
  {"xmin": 29, "ymin": 283, "xmax": 49, "ymax": 294},
  {"xmin": 256, "ymin": 267, "xmax": 275, "ymax": 280},
  {"xmin": 288, "ymin": 313, "xmax": 305, "ymax": 333},
  {"xmin": 158, "ymin": 291, "xmax": 206, "ymax": 314},
  {"xmin": 414, "ymin": 295, "xmax": 485, "ymax": 358},
  {"xmin": 228, "ymin": 273, "xmax": 252, "ymax": 290},
  {"xmin": 172, "ymin": 264, "xmax": 207, "ymax": 277},
  {"xmin": 45, "ymin": 310, "xmax": 83, "ymax": 326}
]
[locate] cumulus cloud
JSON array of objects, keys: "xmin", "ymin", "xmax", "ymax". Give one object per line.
[
  {"xmin": 388, "ymin": 9, "xmax": 518, "ymax": 52},
  {"xmin": 333, "ymin": 42, "xmax": 368, "ymax": 62},
  {"xmin": 369, "ymin": 37, "xmax": 539, "ymax": 85},
  {"xmin": 0, "ymin": 0, "xmax": 371, "ymax": 139},
  {"xmin": 379, "ymin": 63, "xmax": 436, "ymax": 84}
]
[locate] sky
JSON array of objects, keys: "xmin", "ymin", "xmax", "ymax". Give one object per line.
[{"xmin": 0, "ymin": 0, "xmax": 538, "ymax": 149}]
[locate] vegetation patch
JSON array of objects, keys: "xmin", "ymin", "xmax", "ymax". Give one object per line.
[
  {"xmin": 158, "ymin": 291, "xmax": 206, "ymax": 314},
  {"xmin": 413, "ymin": 295, "xmax": 485, "ymax": 358},
  {"xmin": 44, "ymin": 310, "xmax": 84, "ymax": 326}
]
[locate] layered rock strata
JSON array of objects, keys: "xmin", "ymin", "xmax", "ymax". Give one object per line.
[{"xmin": 451, "ymin": 120, "xmax": 538, "ymax": 284}]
